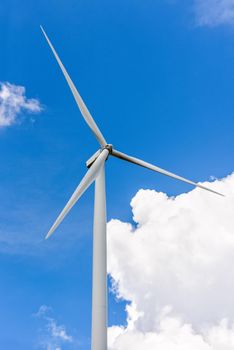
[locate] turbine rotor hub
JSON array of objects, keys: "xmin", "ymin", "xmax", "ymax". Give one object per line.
[
  {"xmin": 103, "ymin": 144, "xmax": 113, "ymax": 154},
  {"xmin": 86, "ymin": 144, "xmax": 113, "ymax": 168}
]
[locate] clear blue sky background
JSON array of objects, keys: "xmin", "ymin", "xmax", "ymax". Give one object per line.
[{"xmin": 0, "ymin": 0, "xmax": 233, "ymax": 349}]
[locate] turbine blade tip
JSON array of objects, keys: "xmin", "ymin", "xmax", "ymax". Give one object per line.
[
  {"xmin": 45, "ymin": 231, "xmax": 52, "ymax": 240},
  {"xmin": 218, "ymin": 192, "xmax": 225, "ymax": 197},
  {"xmin": 40, "ymin": 26, "xmax": 48, "ymax": 39},
  {"xmin": 198, "ymin": 184, "xmax": 225, "ymax": 197}
]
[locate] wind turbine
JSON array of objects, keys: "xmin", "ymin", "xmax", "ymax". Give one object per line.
[{"xmin": 40, "ymin": 26, "xmax": 223, "ymax": 350}]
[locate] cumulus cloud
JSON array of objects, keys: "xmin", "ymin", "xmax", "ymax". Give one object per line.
[
  {"xmin": 34, "ymin": 305, "xmax": 73, "ymax": 350},
  {"xmin": 0, "ymin": 82, "xmax": 42, "ymax": 127},
  {"xmin": 107, "ymin": 173, "xmax": 234, "ymax": 349},
  {"xmin": 109, "ymin": 317, "xmax": 234, "ymax": 350},
  {"xmin": 194, "ymin": 0, "xmax": 234, "ymax": 27}
]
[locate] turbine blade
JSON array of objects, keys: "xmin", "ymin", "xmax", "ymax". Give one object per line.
[
  {"xmin": 111, "ymin": 149, "xmax": 224, "ymax": 197},
  {"xmin": 46, "ymin": 149, "xmax": 109, "ymax": 239},
  {"xmin": 40, "ymin": 26, "xmax": 107, "ymax": 147}
]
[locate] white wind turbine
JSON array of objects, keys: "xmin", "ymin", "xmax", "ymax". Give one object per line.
[{"xmin": 41, "ymin": 26, "xmax": 223, "ymax": 350}]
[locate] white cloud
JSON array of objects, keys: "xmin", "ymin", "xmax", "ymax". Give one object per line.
[
  {"xmin": 34, "ymin": 305, "xmax": 73, "ymax": 350},
  {"xmin": 107, "ymin": 173, "xmax": 234, "ymax": 349},
  {"xmin": 48, "ymin": 319, "xmax": 73, "ymax": 342},
  {"xmin": 0, "ymin": 82, "xmax": 42, "ymax": 127},
  {"xmin": 194, "ymin": 0, "xmax": 234, "ymax": 27},
  {"xmin": 109, "ymin": 316, "xmax": 234, "ymax": 350}
]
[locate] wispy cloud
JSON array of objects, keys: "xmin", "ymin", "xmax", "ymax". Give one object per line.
[
  {"xmin": 34, "ymin": 305, "xmax": 73, "ymax": 350},
  {"xmin": 194, "ymin": 0, "xmax": 234, "ymax": 27},
  {"xmin": 0, "ymin": 82, "xmax": 42, "ymax": 128}
]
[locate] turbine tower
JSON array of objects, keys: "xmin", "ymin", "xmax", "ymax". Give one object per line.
[{"xmin": 41, "ymin": 27, "xmax": 223, "ymax": 350}]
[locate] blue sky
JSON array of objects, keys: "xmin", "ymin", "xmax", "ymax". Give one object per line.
[{"xmin": 0, "ymin": 0, "xmax": 234, "ymax": 349}]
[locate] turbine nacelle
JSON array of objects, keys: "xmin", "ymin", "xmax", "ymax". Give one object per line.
[{"xmin": 86, "ymin": 144, "xmax": 113, "ymax": 168}]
